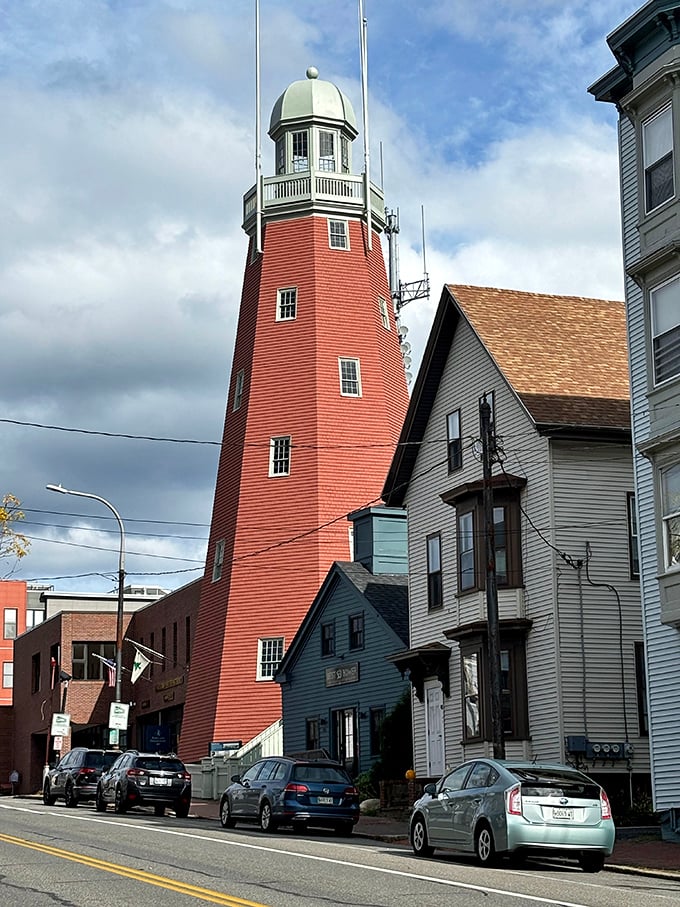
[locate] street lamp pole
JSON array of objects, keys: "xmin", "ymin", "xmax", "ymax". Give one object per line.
[{"xmin": 46, "ymin": 484, "xmax": 126, "ymax": 707}]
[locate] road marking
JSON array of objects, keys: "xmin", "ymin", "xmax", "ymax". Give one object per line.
[{"xmin": 0, "ymin": 832, "xmax": 270, "ymax": 907}]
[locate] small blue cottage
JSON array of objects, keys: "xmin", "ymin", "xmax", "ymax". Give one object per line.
[{"xmin": 274, "ymin": 506, "xmax": 409, "ymax": 777}]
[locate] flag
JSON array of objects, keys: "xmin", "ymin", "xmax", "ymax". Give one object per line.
[
  {"xmin": 105, "ymin": 659, "xmax": 116, "ymax": 688},
  {"xmin": 130, "ymin": 647, "xmax": 151, "ymax": 685}
]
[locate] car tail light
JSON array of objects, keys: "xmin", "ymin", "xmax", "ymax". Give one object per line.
[
  {"xmin": 506, "ymin": 784, "xmax": 522, "ymax": 816},
  {"xmin": 600, "ymin": 789, "xmax": 612, "ymax": 820},
  {"xmin": 344, "ymin": 786, "xmax": 359, "ymax": 798},
  {"xmin": 284, "ymin": 783, "xmax": 309, "ymax": 794},
  {"xmin": 76, "ymin": 768, "xmax": 96, "ymax": 783},
  {"xmin": 127, "ymin": 768, "xmax": 146, "ymax": 778}
]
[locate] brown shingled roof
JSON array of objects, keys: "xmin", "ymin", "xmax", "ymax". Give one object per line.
[{"xmin": 447, "ymin": 285, "xmax": 630, "ymax": 430}]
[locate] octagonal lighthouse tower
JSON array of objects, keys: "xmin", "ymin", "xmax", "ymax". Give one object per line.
[{"xmin": 181, "ymin": 69, "xmax": 409, "ymax": 761}]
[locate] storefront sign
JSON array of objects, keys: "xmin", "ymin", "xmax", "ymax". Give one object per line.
[{"xmin": 325, "ymin": 662, "xmax": 359, "ymax": 687}]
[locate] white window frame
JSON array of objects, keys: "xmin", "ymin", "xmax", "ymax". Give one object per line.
[
  {"xmin": 643, "ymin": 103, "xmax": 674, "ymax": 214},
  {"xmin": 318, "ymin": 129, "xmax": 336, "ymax": 172},
  {"xmin": 26, "ymin": 609, "xmax": 44, "ymax": 630},
  {"xmin": 276, "ymin": 287, "xmax": 297, "ymax": 321},
  {"xmin": 661, "ymin": 462, "xmax": 680, "ymax": 571},
  {"xmin": 233, "ymin": 369, "xmax": 245, "ymax": 412},
  {"xmin": 2, "ymin": 662, "xmax": 13, "ymax": 689},
  {"xmin": 328, "ymin": 218, "xmax": 349, "ymax": 250},
  {"xmin": 3, "ymin": 608, "xmax": 17, "ymax": 640},
  {"xmin": 339, "ymin": 358, "xmax": 362, "ymax": 396},
  {"xmin": 446, "ymin": 409, "xmax": 462, "ymax": 472},
  {"xmin": 378, "ymin": 297, "xmax": 390, "ymax": 330},
  {"xmin": 650, "ymin": 274, "xmax": 680, "ymax": 385},
  {"xmin": 292, "ymin": 130, "xmax": 309, "ymax": 172},
  {"xmin": 257, "ymin": 637, "xmax": 284, "ymax": 681},
  {"xmin": 269, "ymin": 435, "xmax": 291, "ymax": 477},
  {"xmin": 212, "ymin": 539, "xmax": 225, "ymax": 582}
]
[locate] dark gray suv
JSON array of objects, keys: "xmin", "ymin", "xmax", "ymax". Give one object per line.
[
  {"xmin": 43, "ymin": 748, "xmax": 120, "ymax": 807},
  {"xmin": 96, "ymin": 750, "xmax": 192, "ymax": 817}
]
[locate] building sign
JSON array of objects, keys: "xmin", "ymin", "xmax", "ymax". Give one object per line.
[
  {"xmin": 155, "ymin": 675, "xmax": 184, "ymax": 693},
  {"xmin": 210, "ymin": 741, "xmax": 243, "ymax": 755},
  {"xmin": 143, "ymin": 725, "xmax": 171, "ymax": 753},
  {"xmin": 50, "ymin": 713, "xmax": 70, "ymax": 736},
  {"xmin": 325, "ymin": 662, "xmax": 359, "ymax": 687}
]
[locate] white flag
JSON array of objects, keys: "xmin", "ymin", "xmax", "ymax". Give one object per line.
[{"xmin": 130, "ymin": 647, "xmax": 151, "ymax": 684}]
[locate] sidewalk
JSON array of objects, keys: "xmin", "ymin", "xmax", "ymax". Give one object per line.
[{"xmin": 190, "ymin": 800, "xmax": 679, "ymax": 880}]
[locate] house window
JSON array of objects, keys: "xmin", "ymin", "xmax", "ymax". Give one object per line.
[
  {"xmin": 634, "ymin": 641, "xmax": 649, "ymax": 736},
  {"xmin": 427, "ymin": 533, "xmax": 443, "ymax": 610},
  {"xmin": 3, "ymin": 608, "xmax": 17, "ymax": 639},
  {"xmin": 369, "ymin": 707, "xmax": 385, "ymax": 756},
  {"xmin": 349, "ymin": 614, "xmax": 364, "ymax": 650},
  {"xmin": 447, "ymin": 410, "xmax": 462, "ymax": 472},
  {"xmin": 628, "ymin": 493, "xmax": 640, "ymax": 579},
  {"xmin": 306, "ymin": 717, "xmax": 320, "ymax": 750},
  {"xmin": 661, "ymin": 462, "xmax": 680, "ymax": 570},
  {"xmin": 341, "ymin": 135, "xmax": 350, "ymax": 173},
  {"xmin": 276, "ymin": 136, "xmax": 285, "ymax": 174},
  {"xmin": 378, "ymin": 296, "xmax": 390, "ymax": 330},
  {"xmin": 460, "ymin": 635, "xmax": 528, "ymax": 741},
  {"xmin": 172, "ymin": 621, "xmax": 178, "ymax": 667},
  {"xmin": 26, "ymin": 609, "xmax": 44, "ymax": 629},
  {"xmin": 233, "ymin": 369, "xmax": 245, "ymax": 411},
  {"xmin": 71, "ymin": 642, "xmax": 115, "ymax": 681},
  {"xmin": 292, "ymin": 130, "xmax": 308, "ymax": 172},
  {"xmin": 2, "ymin": 662, "xmax": 12, "ymax": 689},
  {"xmin": 650, "ymin": 275, "xmax": 680, "ymax": 384},
  {"xmin": 150, "ymin": 632, "xmax": 155, "ymax": 678},
  {"xmin": 456, "ymin": 492, "xmax": 522, "ymax": 592},
  {"xmin": 643, "ymin": 103, "xmax": 674, "ymax": 213},
  {"xmin": 185, "ymin": 616, "xmax": 191, "ymax": 665},
  {"xmin": 212, "ymin": 539, "xmax": 225, "ymax": 582},
  {"xmin": 161, "ymin": 627, "xmax": 167, "ymax": 671},
  {"xmin": 31, "ymin": 653, "xmax": 40, "ymax": 693},
  {"xmin": 339, "ymin": 358, "xmax": 361, "ymax": 396},
  {"xmin": 328, "ymin": 219, "xmax": 349, "ymax": 249},
  {"xmin": 277, "ymin": 287, "xmax": 297, "ymax": 321},
  {"xmin": 319, "ymin": 130, "xmax": 335, "ymax": 171},
  {"xmin": 257, "ymin": 637, "xmax": 284, "ymax": 680},
  {"xmin": 321, "ymin": 621, "xmax": 335, "ymax": 657},
  {"xmin": 269, "ymin": 436, "xmax": 291, "ymax": 476}
]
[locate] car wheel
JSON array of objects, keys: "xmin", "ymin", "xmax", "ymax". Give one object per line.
[
  {"xmin": 114, "ymin": 787, "xmax": 127, "ymax": 814},
  {"xmin": 220, "ymin": 797, "xmax": 236, "ymax": 829},
  {"xmin": 411, "ymin": 814, "xmax": 434, "ymax": 857},
  {"xmin": 334, "ymin": 821, "xmax": 354, "ymax": 836},
  {"xmin": 175, "ymin": 803, "xmax": 189, "ymax": 819},
  {"xmin": 42, "ymin": 783, "xmax": 57, "ymax": 806},
  {"xmin": 579, "ymin": 852, "xmax": 605, "ymax": 873},
  {"xmin": 95, "ymin": 787, "xmax": 107, "ymax": 812},
  {"xmin": 475, "ymin": 822, "xmax": 497, "ymax": 867},
  {"xmin": 64, "ymin": 783, "xmax": 78, "ymax": 808},
  {"xmin": 259, "ymin": 800, "xmax": 277, "ymax": 833},
  {"xmin": 154, "ymin": 805, "xmax": 165, "ymax": 817}
]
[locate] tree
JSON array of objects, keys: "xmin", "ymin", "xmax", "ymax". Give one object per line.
[{"xmin": 1, "ymin": 494, "xmax": 30, "ymax": 576}]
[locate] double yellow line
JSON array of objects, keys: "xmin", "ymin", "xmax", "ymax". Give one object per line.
[{"xmin": 0, "ymin": 832, "xmax": 270, "ymax": 906}]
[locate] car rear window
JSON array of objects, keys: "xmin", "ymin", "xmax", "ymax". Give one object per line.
[
  {"xmin": 293, "ymin": 764, "xmax": 350, "ymax": 784},
  {"xmin": 84, "ymin": 753, "xmax": 107, "ymax": 768},
  {"xmin": 135, "ymin": 758, "xmax": 185, "ymax": 772},
  {"xmin": 509, "ymin": 766, "xmax": 601, "ymax": 798}
]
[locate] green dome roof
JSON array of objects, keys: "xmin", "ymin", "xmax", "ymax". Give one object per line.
[{"xmin": 269, "ymin": 67, "xmax": 358, "ymax": 137}]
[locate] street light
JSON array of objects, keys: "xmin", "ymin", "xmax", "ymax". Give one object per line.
[{"xmin": 46, "ymin": 484, "xmax": 126, "ymax": 717}]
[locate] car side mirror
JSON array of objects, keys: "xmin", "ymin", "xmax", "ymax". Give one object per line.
[
  {"xmin": 230, "ymin": 774, "xmax": 241, "ymax": 783},
  {"xmin": 423, "ymin": 783, "xmax": 436, "ymax": 796}
]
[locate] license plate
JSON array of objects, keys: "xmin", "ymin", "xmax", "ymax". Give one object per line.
[
  {"xmin": 317, "ymin": 796, "xmax": 334, "ymax": 805},
  {"xmin": 552, "ymin": 807, "xmax": 574, "ymax": 820},
  {"xmin": 151, "ymin": 777, "xmax": 171, "ymax": 786}
]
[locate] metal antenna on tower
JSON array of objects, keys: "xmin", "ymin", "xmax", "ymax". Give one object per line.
[{"xmin": 384, "ymin": 205, "xmax": 430, "ymax": 312}]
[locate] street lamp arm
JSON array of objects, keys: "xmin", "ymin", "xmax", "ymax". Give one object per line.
[{"xmin": 45, "ymin": 485, "xmax": 125, "ymax": 573}]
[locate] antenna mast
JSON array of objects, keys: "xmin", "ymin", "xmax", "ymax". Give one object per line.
[
  {"xmin": 359, "ymin": 0, "xmax": 372, "ymax": 251},
  {"xmin": 255, "ymin": 0, "xmax": 263, "ymax": 254},
  {"xmin": 384, "ymin": 205, "xmax": 430, "ymax": 312}
]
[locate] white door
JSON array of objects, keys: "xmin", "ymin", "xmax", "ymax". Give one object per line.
[{"xmin": 425, "ymin": 683, "xmax": 445, "ymax": 777}]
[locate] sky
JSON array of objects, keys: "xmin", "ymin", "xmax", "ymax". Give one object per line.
[{"xmin": 1, "ymin": 0, "xmax": 642, "ymax": 594}]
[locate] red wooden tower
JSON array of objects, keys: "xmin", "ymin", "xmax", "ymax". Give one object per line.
[{"xmin": 181, "ymin": 68, "xmax": 409, "ymax": 761}]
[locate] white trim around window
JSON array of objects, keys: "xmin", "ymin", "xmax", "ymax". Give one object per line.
[
  {"xmin": 378, "ymin": 296, "xmax": 390, "ymax": 330},
  {"xmin": 661, "ymin": 462, "xmax": 680, "ymax": 571},
  {"xmin": 269, "ymin": 435, "xmax": 291, "ymax": 476},
  {"xmin": 277, "ymin": 287, "xmax": 297, "ymax": 321},
  {"xmin": 328, "ymin": 218, "xmax": 349, "ymax": 250},
  {"xmin": 257, "ymin": 637, "xmax": 284, "ymax": 680},
  {"xmin": 338, "ymin": 358, "xmax": 362, "ymax": 396}
]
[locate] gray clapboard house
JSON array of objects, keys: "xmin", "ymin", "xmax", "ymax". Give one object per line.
[
  {"xmin": 274, "ymin": 507, "xmax": 409, "ymax": 777},
  {"xmin": 382, "ymin": 284, "xmax": 648, "ymax": 813},
  {"xmin": 590, "ymin": 1, "xmax": 680, "ymax": 827}
]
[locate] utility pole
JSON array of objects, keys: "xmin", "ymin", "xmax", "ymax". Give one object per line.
[{"xmin": 479, "ymin": 394, "xmax": 505, "ymax": 760}]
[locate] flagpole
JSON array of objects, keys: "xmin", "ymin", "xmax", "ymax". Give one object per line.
[{"xmin": 359, "ymin": 0, "xmax": 372, "ymax": 251}]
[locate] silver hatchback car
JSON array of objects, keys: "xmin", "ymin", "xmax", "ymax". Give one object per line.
[{"xmin": 410, "ymin": 759, "xmax": 615, "ymax": 872}]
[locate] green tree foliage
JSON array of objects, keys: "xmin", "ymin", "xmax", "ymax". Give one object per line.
[
  {"xmin": 1, "ymin": 494, "xmax": 30, "ymax": 576},
  {"xmin": 369, "ymin": 690, "xmax": 413, "ymax": 785}
]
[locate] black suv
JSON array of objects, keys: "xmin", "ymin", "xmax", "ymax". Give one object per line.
[
  {"xmin": 219, "ymin": 755, "xmax": 360, "ymax": 835},
  {"xmin": 96, "ymin": 750, "xmax": 192, "ymax": 818},
  {"xmin": 43, "ymin": 748, "xmax": 120, "ymax": 807}
]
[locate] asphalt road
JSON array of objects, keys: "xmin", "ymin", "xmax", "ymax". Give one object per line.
[{"xmin": 1, "ymin": 798, "xmax": 678, "ymax": 907}]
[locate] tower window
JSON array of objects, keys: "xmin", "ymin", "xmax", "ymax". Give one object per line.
[
  {"xmin": 276, "ymin": 136, "xmax": 285, "ymax": 174},
  {"xmin": 378, "ymin": 297, "xmax": 390, "ymax": 330},
  {"xmin": 341, "ymin": 135, "xmax": 350, "ymax": 173},
  {"xmin": 233, "ymin": 369, "xmax": 245, "ymax": 411},
  {"xmin": 643, "ymin": 104, "xmax": 674, "ymax": 213},
  {"xmin": 212, "ymin": 539, "xmax": 225, "ymax": 582},
  {"xmin": 257, "ymin": 637, "xmax": 284, "ymax": 680},
  {"xmin": 277, "ymin": 287, "xmax": 297, "ymax": 321},
  {"xmin": 269, "ymin": 436, "xmax": 291, "ymax": 476},
  {"xmin": 319, "ymin": 130, "xmax": 335, "ymax": 172},
  {"xmin": 328, "ymin": 219, "xmax": 349, "ymax": 250},
  {"xmin": 292, "ymin": 131, "xmax": 309, "ymax": 172},
  {"xmin": 339, "ymin": 358, "xmax": 361, "ymax": 396}
]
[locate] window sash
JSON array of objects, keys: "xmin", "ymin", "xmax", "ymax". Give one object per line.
[
  {"xmin": 292, "ymin": 131, "xmax": 308, "ymax": 172},
  {"xmin": 3, "ymin": 608, "xmax": 17, "ymax": 639},
  {"xmin": 329, "ymin": 219, "xmax": 348, "ymax": 249},
  {"xmin": 643, "ymin": 105, "xmax": 674, "ymax": 212},
  {"xmin": 71, "ymin": 642, "xmax": 115, "ymax": 681},
  {"xmin": 258, "ymin": 637, "xmax": 284, "ymax": 680},
  {"xmin": 2, "ymin": 662, "xmax": 13, "ymax": 688},
  {"xmin": 277, "ymin": 287, "xmax": 297, "ymax": 321},
  {"xmin": 233, "ymin": 369, "xmax": 244, "ymax": 411},
  {"xmin": 276, "ymin": 136, "xmax": 285, "ymax": 174},
  {"xmin": 634, "ymin": 641, "xmax": 649, "ymax": 736},
  {"xmin": 349, "ymin": 614, "xmax": 364, "ymax": 649},
  {"xmin": 662, "ymin": 463, "xmax": 680, "ymax": 570},
  {"xmin": 321, "ymin": 622, "xmax": 335, "ymax": 656},
  {"xmin": 447, "ymin": 410, "xmax": 462, "ymax": 471},
  {"xmin": 212, "ymin": 539, "xmax": 225, "ymax": 582},
  {"xmin": 463, "ymin": 652, "xmax": 481, "ymax": 739},
  {"xmin": 627, "ymin": 493, "xmax": 640, "ymax": 579},
  {"xmin": 458, "ymin": 512, "xmax": 475, "ymax": 591},
  {"xmin": 341, "ymin": 136, "xmax": 350, "ymax": 173},
  {"xmin": 378, "ymin": 297, "xmax": 390, "ymax": 330},
  {"xmin": 269, "ymin": 436, "xmax": 291, "ymax": 476},
  {"xmin": 339, "ymin": 358, "xmax": 361, "ymax": 395},
  {"xmin": 651, "ymin": 276, "xmax": 680, "ymax": 383},
  {"xmin": 319, "ymin": 130, "xmax": 335, "ymax": 171},
  {"xmin": 306, "ymin": 718, "xmax": 320, "ymax": 750},
  {"xmin": 427, "ymin": 533, "xmax": 443, "ymax": 610}
]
